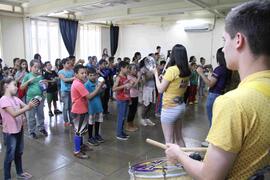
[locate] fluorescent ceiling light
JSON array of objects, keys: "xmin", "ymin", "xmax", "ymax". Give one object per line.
[{"xmin": 48, "ymin": 10, "xmax": 69, "ymax": 17}]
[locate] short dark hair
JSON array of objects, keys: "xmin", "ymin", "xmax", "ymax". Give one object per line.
[
  {"xmin": 160, "ymin": 60, "xmax": 166, "ymax": 66},
  {"xmin": 189, "ymin": 56, "xmax": 196, "ymax": 63},
  {"xmin": 69, "ymin": 55, "xmax": 76, "ymax": 59},
  {"xmin": 62, "ymin": 58, "xmax": 71, "ymax": 65},
  {"xmin": 13, "ymin": 58, "xmax": 20, "ymax": 65},
  {"xmin": 88, "ymin": 67, "xmax": 96, "ymax": 74},
  {"xmin": 190, "ymin": 62, "xmax": 197, "ymax": 66},
  {"xmin": 156, "ymin": 46, "xmax": 161, "ymax": 50},
  {"xmin": 123, "ymin": 57, "xmax": 130, "ymax": 62},
  {"xmin": 108, "ymin": 56, "xmax": 115, "ymax": 62},
  {"xmin": 44, "ymin": 61, "xmax": 51, "ymax": 67},
  {"xmin": 30, "ymin": 59, "xmax": 40, "ymax": 67},
  {"xmin": 74, "ymin": 64, "xmax": 86, "ymax": 74},
  {"xmin": 119, "ymin": 61, "xmax": 129, "ymax": 69},
  {"xmin": 34, "ymin": 53, "xmax": 41, "ymax": 60},
  {"xmin": 98, "ymin": 59, "xmax": 107, "ymax": 65},
  {"xmin": 225, "ymin": 0, "xmax": 270, "ymax": 56}
]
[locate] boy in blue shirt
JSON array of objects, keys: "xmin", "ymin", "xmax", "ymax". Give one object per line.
[
  {"xmin": 85, "ymin": 67, "xmax": 105, "ymax": 146},
  {"xmin": 58, "ymin": 58, "xmax": 74, "ymax": 126}
]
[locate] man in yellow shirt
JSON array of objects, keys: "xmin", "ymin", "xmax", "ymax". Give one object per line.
[{"xmin": 165, "ymin": 1, "xmax": 270, "ymax": 179}]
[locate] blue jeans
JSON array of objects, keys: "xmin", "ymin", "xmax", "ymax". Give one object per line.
[
  {"xmin": 3, "ymin": 130, "xmax": 24, "ymax": 180},
  {"xmin": 26, "ymin": 98, "xmax": 45, "ymax": 134},
  {"xmin": 116, "ymin": 100, "xmax": 128, "ymax": 137},
  {"xmin": 206, "ymin": 92, "xmax": 220, "ymax": 127},
  {"xmin": 61, "ymin": 91, "xmax": 72, "ymax": 123}
]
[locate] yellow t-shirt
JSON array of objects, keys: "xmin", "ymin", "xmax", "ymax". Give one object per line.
[
  {"xmin": 162, "ymin": 65, "xmax": 189, "ymax": 108},
  {"xmin": 206, "ymin": 70, "xmax": 270, "ymax": 180}
]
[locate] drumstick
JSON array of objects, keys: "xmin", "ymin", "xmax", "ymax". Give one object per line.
[
  {"xmin": 161, "ymin": 57, "xmax": 170, "ymax": 74},
  {"xmin": 146, "ymin": 139, "xmax": 207, "ymax": 152}
]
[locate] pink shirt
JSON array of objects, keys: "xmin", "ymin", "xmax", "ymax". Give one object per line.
[
  {"xmin": 71, "ymin": 78, "xmax": 89, "ymax": 114},
  {"xmin": 0, "ymin": 96, "xmax": 24, "ymax": 133},
  {"xmin": 128, "ymin": 75, "xmax": 139, "ymax": 98}
]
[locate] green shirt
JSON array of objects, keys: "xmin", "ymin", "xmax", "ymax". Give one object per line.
[
  {"xmin": 190, "ymin": 70, "xmax": 199, "ymax": 86},
  {"xmin": 22, "ymin": 72, "xmax": 43, "ymax": 101}
]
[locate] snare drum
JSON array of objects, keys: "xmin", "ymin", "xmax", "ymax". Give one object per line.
[{"xmin": 129, "ymin": 157, "xmax": 192, "ymax": 180}]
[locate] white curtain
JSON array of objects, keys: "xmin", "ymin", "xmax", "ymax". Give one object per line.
[{"xmin": 30, "ymin": 19, "xmax": 101, "ymax": 66}]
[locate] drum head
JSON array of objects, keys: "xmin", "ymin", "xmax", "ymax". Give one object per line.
[
  {"xmin": 144, "ymin": 56, "xmax": 156, "ymax": 71},
  {"xmin": 129, "ymin": 157, "xmax": 188, "ymax": 178}
]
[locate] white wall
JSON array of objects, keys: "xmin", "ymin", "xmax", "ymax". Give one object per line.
[
  {"xmin": 0, "ymin": 15, "xmax": 25, "ymax": 66},
  {"xmin": 116, "ymin": 18, "xmax": 225, "ymax": 67}
]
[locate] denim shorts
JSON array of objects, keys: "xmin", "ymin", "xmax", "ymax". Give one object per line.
[{"xmin": 161, "ymin": 103, "xmax": 186, "ymax": 124}]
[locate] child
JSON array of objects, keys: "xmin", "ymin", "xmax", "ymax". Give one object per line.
[
  {"xmin": 113, "ymin": 61, "xmax": 132, "ymax": 140},
  {"xmin": 21, "ymin": 59, "xmax": 48, "ymax": 139},
  {"xmin": 58, "ymin": 58, "xmax": 74, "ymax": 126},
  {"xmin": 15, "ymin": 59, "xmax": 29, "ymax": 100},
  {"xmin": 43, "ymin": 61, "xmax": 62, "ymax": 117},
  {"xmin": 188, "ymin": 62, "xmax": 199, "ymax": 104},
  {"xmin": 71, "ymin": 64, "xmax": 104, "ymax": 158},
  {"xmin": 0, "ymin": 78, "xmax": 38, "ymax": 180},
  {"xmin": 98, "ymin": 59, "xmax": 110, "ymax": 114},
  {"xmin": 126, "ymin": 64, "xmax": 141, "ymax": 132},
  {"xmin": 155, "ymin": 60, "xmax": 166, "ymax": 117},
  {"xmin": 198, "ymin": 57, "xmax": 207, "ymax": 97},
  {"xmin": 85, "ymin": 67, "xmax": 105, "ymax": 146},
  {"xmin": 140, "ymin": 58, "xmax": 156, "ymax": 126}
]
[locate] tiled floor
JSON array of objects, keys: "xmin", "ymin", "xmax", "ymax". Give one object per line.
[{"xmin": 0, "ymin": 98, "xmax": 209, "ymax": 180}]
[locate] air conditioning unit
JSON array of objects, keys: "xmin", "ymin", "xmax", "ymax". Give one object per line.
[{"xmin": 184, "ymin": 23, "xmax": 213, "ymax": 32}]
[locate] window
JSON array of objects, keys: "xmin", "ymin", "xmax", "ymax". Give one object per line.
[
  {"xmin": 79, "ymin": 24, "xmax": 101, "ymax": 60},
  {"xmin": 30, "ymin": 19, "xmax": 101, "ymax": 66}
]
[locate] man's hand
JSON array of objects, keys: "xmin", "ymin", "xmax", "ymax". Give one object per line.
[{"xmin": 165, "ymin": 143, "xmax": 183, "ymax": 164}]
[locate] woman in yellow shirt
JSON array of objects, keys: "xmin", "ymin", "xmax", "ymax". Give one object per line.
[{"xmin": 153, "ymin": 44, "xmax": 190, "ymax": 146}]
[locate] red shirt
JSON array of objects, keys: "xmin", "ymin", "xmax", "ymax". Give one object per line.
[
  {"xmin": 116, "ymin": 75, "xmax": 130, "ymax": 101},
  {"xmin": 71, "ymin": 78, "xmax": 89, "ymax": 114}
]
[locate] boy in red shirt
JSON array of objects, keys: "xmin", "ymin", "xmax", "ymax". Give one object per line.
[{"xmin": 71, "ymin": 64, "xmax": 104, "ymax": 159}]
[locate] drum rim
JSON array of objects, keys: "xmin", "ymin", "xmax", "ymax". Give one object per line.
[
  {"xmin": 128, "ymin": 169, "xmax": 189, "ymax": 178},
  {"xmin": 128, "ymin": 157, "xmax": 188, "ymax": 178}
]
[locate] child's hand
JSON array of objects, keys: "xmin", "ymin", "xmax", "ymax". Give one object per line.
[
  {"xmin": 125, "ymin": 83, "xmax": 132, "ymax": 89},
  {"xmin": 28, "ymin": 100, "xmax": 39, "ymax": 109}
]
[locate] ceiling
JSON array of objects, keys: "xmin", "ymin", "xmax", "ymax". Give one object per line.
[{"xmin": 0, "ymin": 0, "xmax": 248, "ymax": 25}]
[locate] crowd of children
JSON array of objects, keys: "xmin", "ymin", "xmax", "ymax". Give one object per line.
[{"xmin": 0, "ymin": 48, "xmax": 217, "ymax": 179}]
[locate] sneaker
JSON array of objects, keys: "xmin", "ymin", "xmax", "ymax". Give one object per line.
[
  {"xmin": 17, "ymin": 172, "xmax": 32, "ymax": 179},
  {"xmin": 40, "ymin": 129, "xmax": 48, "ymax": 136},
  {"xmin": 123, "ymin": 133, "xmax": 130, "ymax": 138},
  {"xmin": 189, "ymin": 102, "xmax": 194, "ymax": 105},
  {"xmin": 194, "ymin": 100, "xmax": 198, "ymax": 104},
  {"xmin": 54, "ymin": 109, "xmax": 62, "ymax": 115},
  {"xmin": 201, "ymin": 141, "xmax": 209, "ymax": 147},
  {"xmin": 140, "ymin": 119, "xmax": 147, "ymax": 126},
  {"xmin": 155, "ymin": 113, "xmax": 161, "ymax": 118},
  {"xmin": 145, "ymin": 119, "xmax": 156, "ymax": 126},
  {"xmin": 116, "ymin": 135, "xmax": 128, "ymax": 141},
  {"xmin": 48, "ymin": 111, "xmax": 54, "ymax": 117},
  {"xmin": 30, "ymin": 133, "xmax": 38, "ymax": 139},
  {"xmin": 87, "ymin": 137, "xmax": 100, "ymax": 146},
  {"xmin": 95, "ymin": 135, "xmax": 105, "ymax": 143},
  {"xmin": 73, "ymin": 151, "xmax": 89, "ymax": 159}
]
